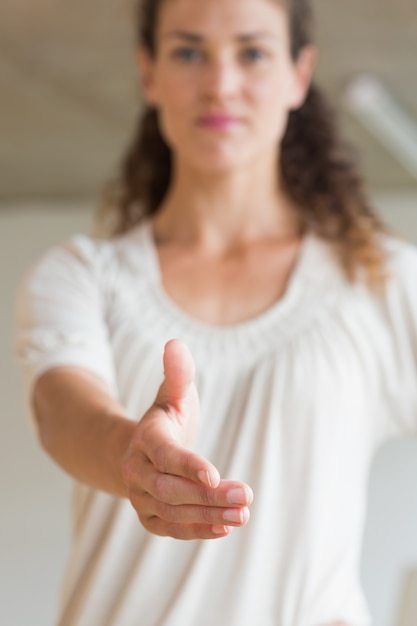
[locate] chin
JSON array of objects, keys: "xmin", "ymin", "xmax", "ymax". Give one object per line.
[{"xmin": 188, "ymin": 148, "xmax": 258, "ymax": 175}]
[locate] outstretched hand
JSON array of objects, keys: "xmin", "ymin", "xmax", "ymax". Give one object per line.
[{"xmin": 121, "ymin": 339, "xmax": 253, "ymax": 540}]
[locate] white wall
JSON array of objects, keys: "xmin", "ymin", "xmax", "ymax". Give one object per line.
[
  {"xmin": 361, "ymin": 193, "xmax": 417, "ymax": 626},
  {"xmin": 0, "ymin": 205, "xmax": 93, "ymax": 626},
  {"xmin": 1, "ymin": 197, "xmax": 417, "ymax": 626}
]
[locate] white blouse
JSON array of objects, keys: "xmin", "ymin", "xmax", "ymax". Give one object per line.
[{"xmin": 15, "ymin": 220, "xmax": 417, "ymax": 626}]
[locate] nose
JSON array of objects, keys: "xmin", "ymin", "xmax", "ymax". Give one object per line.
[{"xmin": 202, "ymin": 58, "xmax": 242, "ymax": 101}]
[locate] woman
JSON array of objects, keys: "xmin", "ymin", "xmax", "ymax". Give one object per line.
[{"xmin": 15, "ymin": 0, "xmax": 417, "ymax": 624}]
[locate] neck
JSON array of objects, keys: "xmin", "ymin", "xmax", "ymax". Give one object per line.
[{"xmin": 153, "ymin": 153, "xmax": 303, "ymax": 253}]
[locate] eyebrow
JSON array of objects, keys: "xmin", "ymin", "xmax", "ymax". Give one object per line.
[{"xmin": 163, "ymin": 30, "xmax": 276, "ymax": 42}]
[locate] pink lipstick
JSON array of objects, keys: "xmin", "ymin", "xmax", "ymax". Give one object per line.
[{"xmin": 197, "ymin": 114, "xmax": 241, "ymax": 130}]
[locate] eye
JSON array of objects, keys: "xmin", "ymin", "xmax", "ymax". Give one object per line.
[
  {"xmin": 241, "ymin": 47, "xmax": 267, "ymax": 63},
  {"xmin": 171, "ymin": 47, "xmax": 204, "ymax": 63}
]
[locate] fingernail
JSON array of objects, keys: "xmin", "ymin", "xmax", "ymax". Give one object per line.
[
  {"xmin": 227, "ymin": 488, "xmax": 248, "ymax": 505},
  {"xmin": 198, "ymin": 469, "xmax": 220, "ymax": 488},
  {"xmin": 198, "ymin": 470, "xmax": 212, "ymax": 487},
  {"xmin": 212, "ymin": 525, "xmax": 232, "ymax": 535},
  {"xmin": 223, "ymin": 509, "xmax": 244, "ymax": 523}
]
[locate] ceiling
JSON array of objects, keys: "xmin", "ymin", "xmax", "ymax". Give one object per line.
[{"xmin": 1, "ymin": 0, "xmax": 416, "ymax": 202}]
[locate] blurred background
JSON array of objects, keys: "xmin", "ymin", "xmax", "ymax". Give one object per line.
[{"xmin": 1, "ymin": 0, "xmax": 417, "ymax": 624}]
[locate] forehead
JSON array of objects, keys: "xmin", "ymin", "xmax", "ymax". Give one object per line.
[{"xmin": 157, "ymin": 0, "xmax": 288, "ymax": 41}]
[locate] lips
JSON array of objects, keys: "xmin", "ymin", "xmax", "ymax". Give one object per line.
[{"xmin": 197, "ymin": 114, "xmax": 241, "ymax": 130}]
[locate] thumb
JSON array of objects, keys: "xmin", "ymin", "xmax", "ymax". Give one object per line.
[
  {"xmin": 153, "ymin": 339, "xmax": 219, "ymax": 487},
  {"xmin": 159, "ymin": 338, "xmax": 196, "ymax": 408}
]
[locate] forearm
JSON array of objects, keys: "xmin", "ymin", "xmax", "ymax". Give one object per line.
[
  {"xmin": 31, "ymin": 342, "xmax": 253, "ymax": 541},
  {"xmin": 33, "ymin": 367, "xmax": 136, "ymax": 497}
]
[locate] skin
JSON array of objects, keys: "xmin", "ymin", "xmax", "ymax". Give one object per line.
[
  {"xmin": 35, "ymin": 339, "xmax": 253, "ymax": 540},
  {"xmin": 35, "ymin": 0, "xmax": 319, "ymax": 543},
  {"xmin": 34, "ymin": 3, "xmax": 351, "ymax": 620},
  {"xmin": 139, "ymin": 0, "xmax": 315, "ymax": 175},
  {"xmin": 139, "ymin": 0, "xmax": 316, "ymax": 325}
]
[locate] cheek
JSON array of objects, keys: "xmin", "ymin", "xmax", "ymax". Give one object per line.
[
  {"xmin": 240, "ymin": 84, "xmax": 291, "ymax": 154},
  {"xmin": 157, "ymin": 78, "xmax": 197, "ymax": 134},
  {"xmin": 249, "ymin": 75, "xmax": 292, "ymax": 132},
  {"xmin": 155, "ymin": 83, "xmax": 195, "ymax": 148},
  {"xmin": 251, "ymin": 65, "xmax": 295, "ymax": 107},
  {"xmin": 156, "ymin": 64, "xmax": 197, "ymax": 104}
]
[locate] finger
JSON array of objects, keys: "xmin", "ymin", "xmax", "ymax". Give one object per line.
[
  {"xmin": 152, "ymin": 339, "xmax": 201, "ymax": 450},
  {"xmin": 143, "ymin": 516, "xmax": 234, "ymax": 540},
  {"xmin": 129, "ymin": 488, "xmax": 248, "ymax": 528},
  {"xmin": 143, "ymin": 469, "xmax": 253, "ymax": 508},
  {"xmin": 147, "ymin": 436, "xmax": 221, "ymax": 488},
  {"xmin": 158, "ymin": 339, "xmax": 195, "ymax": 406},
  {"xmin": 144, "ymin": 495, "xmax": 251, "ymax": 527}
]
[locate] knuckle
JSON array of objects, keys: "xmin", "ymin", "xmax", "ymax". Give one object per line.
[
  {"xmin": 166, "ymin": 522, "xmax": 185, "ymax": 540},
  {"xmin": 152, "ymin": 473, "xmax": 170, "ymax": 502},
  {"xmin": 121, "ymin": 458, "xmax": 135, "ymax": 488},
  {"xmin": 128, "ymin": 489, "xmax": 147, "ymax": 516},
  {"xmin": 200, "ymin": 506, "xmax": 215, "ymax": 524},
  {"xmin": 181, "ymin": 452, "xmax": 194, "ymax": 477},
  {"xmin": 197, "ymin": 486, "xmax": 214, "ymax": 506},
  {"xmin": 140, "ymin": 513, "xmax": 168, "ymax": 538},
  {"xmin": 153, "ymin": 441, "xmax": 172, "ymax": 473},
  {"xmin": 127, "ymin": 488, "xmax": 139, "ymax": 508},
  {"xmin": 195, "ymin": 525, "xmax": 210, "ymax": 540},
  {"xmin": 137, "ymin": 512, "xmax": 153, "ymax": 532},
  {"xmin": 121, "ymin": 449, "xmax": 147, "ymax": 491},
  {"xmin": 155, "ymin": 501, "xmax": 178, "ymax": 523}
]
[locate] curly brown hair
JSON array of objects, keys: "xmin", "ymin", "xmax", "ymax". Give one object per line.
[{"xmin": 97, "ymin": 0, "xmax": 394, "ymax": 290}]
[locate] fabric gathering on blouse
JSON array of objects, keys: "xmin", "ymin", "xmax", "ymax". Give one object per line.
[{"xmin": 15, "ymin": 219, "xmax": 417, "ymax": 626}]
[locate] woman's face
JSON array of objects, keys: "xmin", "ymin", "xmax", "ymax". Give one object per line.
[{"xmin": 139, "ymin": 0, "xmax": 315, "ymax": 174}]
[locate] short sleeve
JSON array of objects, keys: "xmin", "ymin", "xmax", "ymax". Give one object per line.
[{"xmin": 14, "ymin": 234, "xmax": 118, "ymax": 430}]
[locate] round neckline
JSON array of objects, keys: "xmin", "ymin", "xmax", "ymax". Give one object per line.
[{"xmin": 122, "ymin": 218, "xmax": 340, "ymax": 358}]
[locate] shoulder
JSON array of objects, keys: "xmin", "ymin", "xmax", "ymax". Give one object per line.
[
  {"xmin": 16, "ymin": 222, "xmax": 154, "ymax": 325},
  {"xmin": 25, "ymin": 220, "xmax": 152, "ymax": 289},
  {"xmin": 379, "ymin": 233, "xmax": 417, "ymax": 292},
  {"xmin": 363, "ymin": 233, "xmax": 417, "ymax": 329},
  {"xmin": 320, "ymin": 232, "xmax": 417, "ymax": 328}
]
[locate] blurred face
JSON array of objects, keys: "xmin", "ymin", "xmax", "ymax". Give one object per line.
[{"xmin": 139, "ymin": 0, "xmax": 315, "ymax": 174}]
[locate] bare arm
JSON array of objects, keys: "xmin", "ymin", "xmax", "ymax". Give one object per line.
[
  {"xmin": 33, "ymin": 367, "xmax": 135, "ymax": 498},
  {"xmin": 33, "ymin": 339, "xmax": 253, "ymax": 540}
]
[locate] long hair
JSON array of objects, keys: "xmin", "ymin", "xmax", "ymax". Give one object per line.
[{"xmin": 97, "ymin": 0, "xmax": 393, "ymax": 290}]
